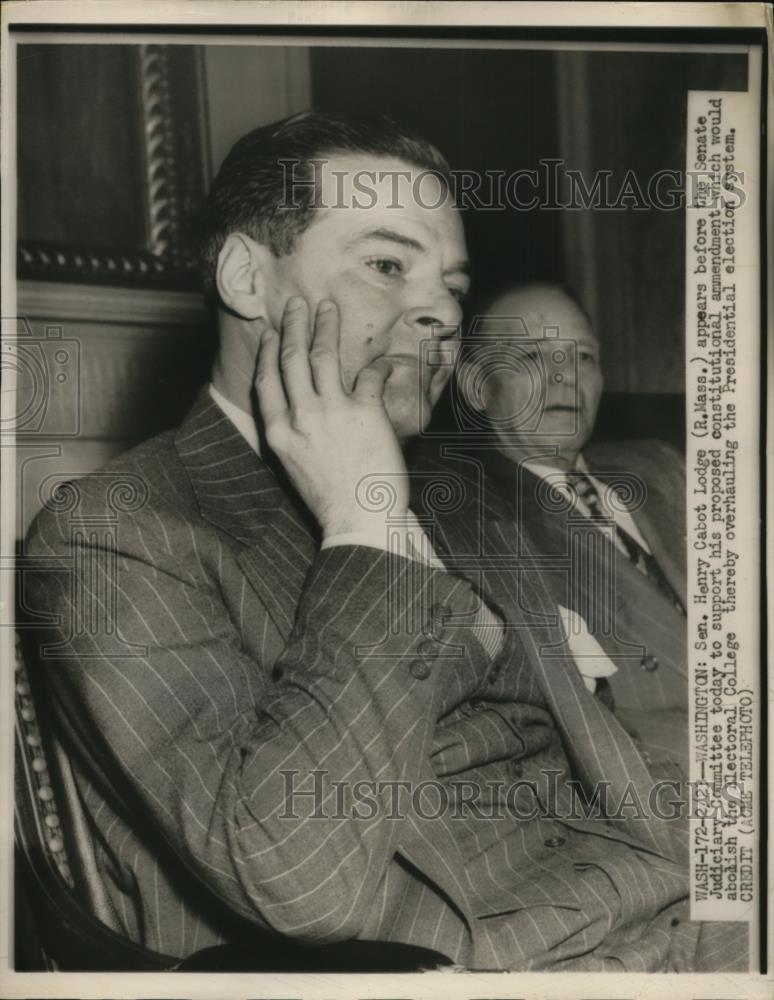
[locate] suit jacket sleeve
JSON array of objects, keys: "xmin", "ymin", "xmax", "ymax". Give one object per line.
[{"xmin": 25, "ymin": 488, "xmax": 495, "ymax": 944}]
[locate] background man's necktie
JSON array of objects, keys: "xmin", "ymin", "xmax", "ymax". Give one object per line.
[{"xmin": 566, "ymin": 469, "xmax": 684, "ymax": 613}]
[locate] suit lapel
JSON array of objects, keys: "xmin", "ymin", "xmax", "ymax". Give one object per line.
[
  {"xmin": 585, "ymin": 445, "xmax": 687, "ymax": 609},
  {"xmin": 629, "ymin": 504, "xmax": 687, "ymax": 608},
  {"xmin": 516, "ymin": 456, "xmax": 687, "ymax": 623},
  {"xmin": 235, "ymin": 538, "xmax": 312, "ymax": 644},
  {"xmin": 175, "ymin": 388, "xmax": 315, "ymax": 642}
]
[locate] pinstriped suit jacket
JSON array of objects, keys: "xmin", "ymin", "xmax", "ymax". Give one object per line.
[
  {"xmin": 24, "ymin": 391, "xmax": 743, "ymax": 971},
  {"xmin": 470, "ymin": 441, "xmax": 687, "ymax": 770}
]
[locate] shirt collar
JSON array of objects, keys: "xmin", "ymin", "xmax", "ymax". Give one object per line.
[{"xmin": 208, "ymin": 383, "xmax": 260, "ymax": 455}]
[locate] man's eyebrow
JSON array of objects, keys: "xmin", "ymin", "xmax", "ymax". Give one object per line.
[
  {"xmin": 349, "ymin": 227, "xmax": 425, "ymax": 253},
  {"xmin": 349, "ymin": 226, "xmax": 471, "ymax": 278}
]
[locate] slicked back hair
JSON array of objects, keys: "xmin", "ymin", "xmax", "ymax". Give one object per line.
[{"xmin": 199, "ymin": 110, "xmax": 452, "ymax": 303}]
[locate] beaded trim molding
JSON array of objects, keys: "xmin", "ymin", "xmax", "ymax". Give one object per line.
[{"xmin": 14, "ymin": 634, "xmax": 74, "ymax": 889}]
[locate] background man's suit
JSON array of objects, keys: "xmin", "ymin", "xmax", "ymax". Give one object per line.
[
  {"xmin": 25, "ymin": 391, "xmax": 743, "ymax": 971},
  {"xmin": 477, "ymin": 439, "xmax": 687, "ymax": 770}
]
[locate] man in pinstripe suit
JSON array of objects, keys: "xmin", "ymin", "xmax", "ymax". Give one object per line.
[
  {"xmin": 456, "ymin": 283, "xmax": 688, "ymax": 773},
  {"xmin": 25, "ymin": 113, "xmax": 746, "ymax": 971}
]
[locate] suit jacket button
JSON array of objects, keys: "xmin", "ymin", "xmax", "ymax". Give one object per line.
[
  {"xmin": 509, "ymin": 760, "xmax": 524, "ymax": 778},
  {"xmin": 409, "ymin": 659, "xmax": 432, "ymax": 680},
  {"xmin": 641, "ymin": 655, "xmax": 659, "ymax": 672},
  {"xmin": 544, "ymin": 836, "xmax": 566, "ymax": 848},
  {"xmin": 417, "ymin": 640, "xmax": 437, "ymax": 657}
]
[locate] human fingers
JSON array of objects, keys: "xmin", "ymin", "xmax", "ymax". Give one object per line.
[
  {"xmin": 255, "ymin": 327, "xmax": 290, "ymax": 429},
  {"xmin": 428, "ymin": 335, "xmax": 460, "ymax": 401},
  {"xmin": 309, "ymin": 299, "xmax": 344, "ymax": 396},
  {"xmin": 352, "ymin": 357, "xmax": 394, "ymax": 404},
  {"xmin": 279, "ymin": 295, "xmax": 315, "ymax": 403}
]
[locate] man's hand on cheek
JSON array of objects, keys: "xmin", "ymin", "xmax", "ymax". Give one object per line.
[
  {"xmin": 428, "ymin": 334, "xmax": 460, "ymax": 406},
  {"xmin": 255, "ymin": 296, "xmax": 409, "ymax": 539}
]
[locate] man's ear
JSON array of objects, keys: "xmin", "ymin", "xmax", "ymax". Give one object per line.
[
  {"xmin": 456, "ymin": 356, "xmax": 486, "ymax": 413},
  {"xmin": 216, "ymin": 233, "xmax": 274, "ymax": 320}
]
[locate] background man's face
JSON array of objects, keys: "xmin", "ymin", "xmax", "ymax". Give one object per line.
[
  {"xmin": 267, "ymin": 154, "xmax": 469, "ymax": 439},
  {"xmin": 473, "ymin": 288, "xmax": 603, "ymax": 463}
]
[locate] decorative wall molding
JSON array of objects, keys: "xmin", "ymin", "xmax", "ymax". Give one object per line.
[
  {"xmin": 18, "ymin": 45, "xmax": 208, "ymax": 290},
  {"xmin": 140, "ymin": 44, "xmax": 181, "ymax": 261},
  {"xmin": 16, "ymin": 281, "xmax": 206, "ymax": 328},
  {"xmin": 16, "ymin": 243, "xmax": 186, "ymax": 288}
]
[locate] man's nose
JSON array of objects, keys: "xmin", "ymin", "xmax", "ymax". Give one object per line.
[{"xmin": 403, "ymin": 290, "xmax": 462, "ymax": 334}]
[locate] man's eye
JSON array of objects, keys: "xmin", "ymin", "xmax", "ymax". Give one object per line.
[
  {"xmin": 579, "ymin": 351, "xmax": 597, "ymax": 363},
  {"xmin": 366, "ymin": 257, "xmax": 403, "ymax": 277},
  {"xmin": 447, "ymin": 286, "xmax": 466, "ymax": 303}
]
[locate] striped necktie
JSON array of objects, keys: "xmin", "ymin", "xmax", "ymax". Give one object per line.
[{"xmin": 566, "ymin": 469, "xmax": 684, "ymax": 613}]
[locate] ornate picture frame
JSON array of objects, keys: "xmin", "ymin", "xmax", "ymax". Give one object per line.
[{"xmin": 17, "ymin": 44, "xmax": 209, "ymax": 290}]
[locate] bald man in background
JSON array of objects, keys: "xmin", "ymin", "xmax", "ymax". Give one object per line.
[{"xmin": 457, "ymin": 282, "xmax": 688, "ymax": 774}]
